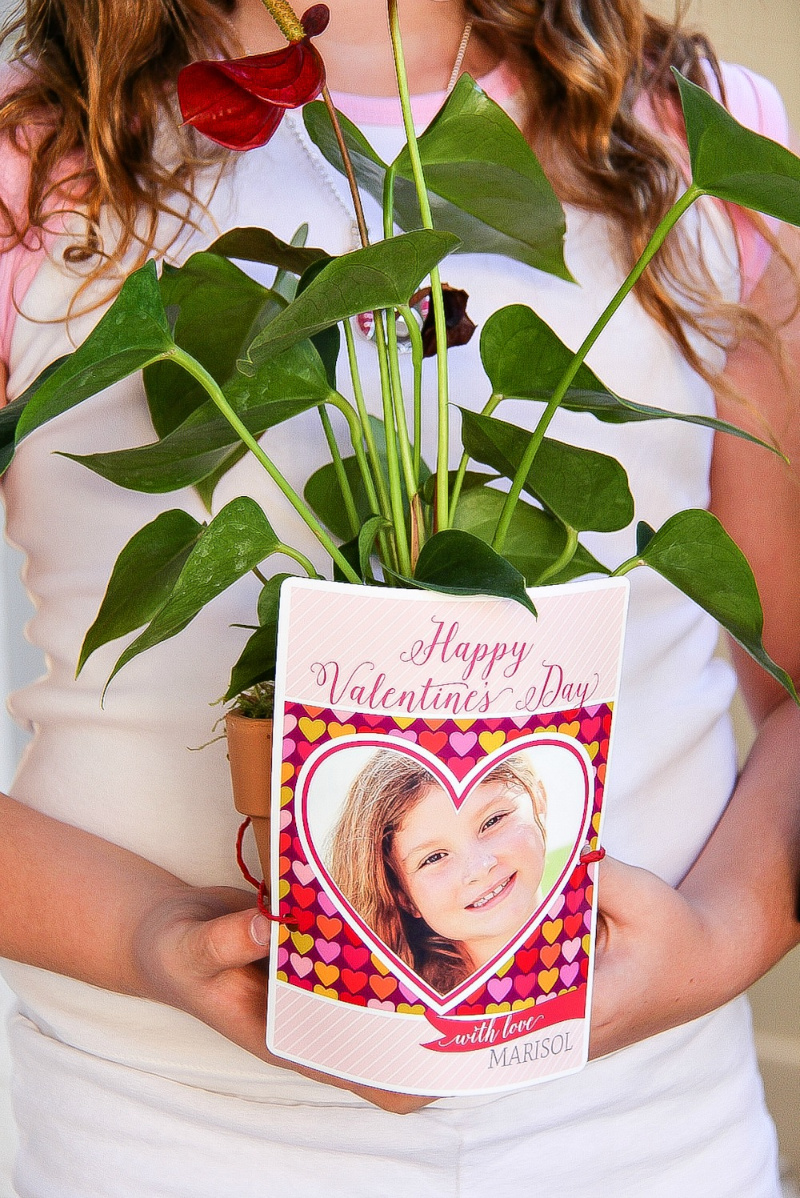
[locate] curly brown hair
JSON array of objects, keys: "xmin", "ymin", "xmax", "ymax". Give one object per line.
[
  {"xmin": 327, "ymin": 749, "xmax": 547, "ymax": 994},
  {"xmin": 0, "ymin": 0, "xmax": 783, "ymax": 366}
]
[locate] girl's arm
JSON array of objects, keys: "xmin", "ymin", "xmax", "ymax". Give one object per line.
[
  {"xmin": 589, "ymin": 209, "xmax": 800, "ymax": 1058},
  {"xmin": 0, "ymin": 789, "xmax": 431, "ymax": 1111}
]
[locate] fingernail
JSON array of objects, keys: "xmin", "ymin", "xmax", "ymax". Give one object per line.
[{"xmin": 250, "ymin": 913, "xmax": 270, "ymax": 946}]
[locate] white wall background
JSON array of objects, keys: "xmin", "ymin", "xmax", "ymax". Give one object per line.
[{"xmin": 0, "ymin": 2, "xmax": 798, "ymax": 1194}]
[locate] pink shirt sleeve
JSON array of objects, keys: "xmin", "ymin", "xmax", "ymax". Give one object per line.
[
  {"xmin": 0, "ymin": 65, "xmax": 55, "ymax": 385},
  {"xmin": 713, "ymin": 63, "xmax": 791, "ymax": 299}
]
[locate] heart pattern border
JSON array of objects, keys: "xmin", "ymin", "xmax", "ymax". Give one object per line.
[{"xmin": 274, "ymin": 702, "xmax": 612, "ymax": 1018}]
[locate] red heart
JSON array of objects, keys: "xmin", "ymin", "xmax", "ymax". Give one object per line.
[
  {"xmin": 566, "ymin": 888, "xmax": 584, "ymax": 913},
  {"xmin": 515, "ymin": 946, "xmax": 540, "ymax": 973},
  {"xmin": 343, "ymin": 945, "xmax": 370, "ymax": 969},
  {"xmin": 341, "ymin": 968, "xmax": 368, "ymax": 994},
  {"xmin": 418, "ymin": 731, "xmax": 447, "ymax": 754},
  {"xmin": 514, "ymin": 973, "xmax": 539, "ymax": 999},
  {"xmin": 290, "ymin": 883, "xmax": 316, "ymax": 909},
  {"xmin": 569, "ymin": 865, "xmax": 587, "ymax": 889},
  {"xmin": 564, "ymin": 913, "xmax": 583, "ymax": 938}
]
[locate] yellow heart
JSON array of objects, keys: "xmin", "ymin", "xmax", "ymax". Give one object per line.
[
  {"xmin": 538, "ymin": 967, "xmax": 559, "ymax": 994},
  {"xmin": 542, "ymin": 919, "xmax": 563, "ymax": 944},
  {"xmin": 279, "ymin": 879, "xmax": 290, "ymax": 899},
  {"xmin": 511, "ymin": 998, "xmax": 536, "ymax": 1012},
  {"xmin": 298, "ymin": 717, "xmax": 326, "ymax": 743},
  {"xmin": 276, "ymin": 970, "xmax": 288, "ymax": 983},
  {"xmin": 370, "ymin": 954, "xmax": 390, "ymax": 976},
  {"xmin": 393, "ymin": 717, "xmax": 415, "ymax": 729},
  {"xmin": 559, "ymin": 721, "xmax": 580, "ymax": 737},
  {"xmin": 313, "ymin": 985, "xmax": 338, "ymax": 1000},
  {"xmin": 586, "ymin": 740, "xmax": 599, "ymax": 761},
  {"xmin": 495, "ymin": 956, "xmax": 514, "ymax": 978},
  {"xmin": 453, "ymin": 718, "xmax": 475, "ymax": 731},
  {"xmin": 479, "ymin": 730, "xmax": 506, "ymax": 753},
  {"xmin": 591, "ymin": 812, "xmax": 602, "ymax": 833},
  {"xmin": 486, "ymin": 1002, "xmax": 511, "ymax": 1014},
  {"xmin": 582, "ymin": 934, "xmax": 592, "ymax": 954},
  {"xmin": 280, "ymin": 786, "xmax": 293, "ymax": 806},
  {"xmin": 397, "ymin": 1002, "xmax": 425, "ymax": 1015},
  {"xmin": 291, "ymin": 931, "xmax": 314, "ymax": 954}
]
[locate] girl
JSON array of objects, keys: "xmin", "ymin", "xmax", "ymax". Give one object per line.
[
  {"xmin": 327, "ymin": 751, "xmax": 548, "ymax": 992},
  {"xmin": 0, "ymin": 0, "xmax": 799, "ymax": 1194}
]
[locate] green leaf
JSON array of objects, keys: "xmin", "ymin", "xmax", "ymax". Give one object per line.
[
  {"xmin": 481, "ymin": 305, "xmax": 780, "ymax": 449},
  {"xmin": 411, "ymin": 528, "xmax": 536, "ymax": 615},
  {"xmin": 66, "ymin": 340, "xmax": 333, "ymax": 493},
  {"xmin": 639, "ymin": 509, "xmax": 797, "ymax": 700},
  {"xmin": 16, "ymin": 262, "xmax": 175, "ymax": 442},
  {"xmin": 0, "ymin": 355, "xmax": 69, "ymax": 474},
  {"xmin": 106, "ymin": 497, "xmax": 283, "ymax": 687},
  {"xmin": 206, "ymin": 226, "xmax": 330, "ymax": 274},
  {"xmin": 241, "ymin": 230, "xmax": 460, "ymax": 369},
  {"xmin": 305, "ymin": 77, "xmax": 570, "ymax": 278},
  {"xmin": 674, "ymin": 71, "xmax": 800, "ymax": 224},
  {"xmin": 225, "ymin": 572, "xmax": 291, "ymax": 699},
  {"xmin": 357, "ymin": 515, "xmax": 388, "ymax": 580},
  {"xmin": 452, "ymin": 483, "xmax": 609, "ymax": 584},
  {"xmin": 78, "ymin": 510, "xmax": 203, "ymax": 673},
  {"xmin": 144, "ymin": 251, "xmax": 278, "ymax": 438},
  {"xmin": 460, "ymin": 408, "xmax": 634, "ymax": 532}
]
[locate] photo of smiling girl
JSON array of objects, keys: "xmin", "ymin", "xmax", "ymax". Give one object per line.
[{"xmin": 327, "ymin": 751, "xmax": 548, "ymax": 995}]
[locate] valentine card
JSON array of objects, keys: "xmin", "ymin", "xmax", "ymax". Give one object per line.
[{"xmin": 266, "ymin": 577, "xmax": 628, "ymax": 1095}]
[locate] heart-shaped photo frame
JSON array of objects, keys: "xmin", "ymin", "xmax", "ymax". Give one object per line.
[{"xmin": 296, "ymin": 733, "xmax": 593, "ymax": 1012}]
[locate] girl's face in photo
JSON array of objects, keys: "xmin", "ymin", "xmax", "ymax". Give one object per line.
[{"xmin": 392, "ymin": 775, "xmax": 546, "ymax": 971}]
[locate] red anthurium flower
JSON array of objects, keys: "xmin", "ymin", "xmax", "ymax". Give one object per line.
[{"xmin": 178, "ymin": 5, "xmax": 330, "ymax": 151}]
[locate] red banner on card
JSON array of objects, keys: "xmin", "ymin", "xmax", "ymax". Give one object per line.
[{"xmin": 422, "ymin": 986, "xmax": 586, "ymax": 1053}]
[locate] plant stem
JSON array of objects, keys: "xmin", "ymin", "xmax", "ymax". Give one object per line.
[
  {"xmin": 610, "ymin": 555, "xmax": 643, "ymax": 578},
  {"xmin": 342, "ymin": 321, "xmax": 392, "ymax": 524},
  {"xmin": 387, "ymin": 0, "xmax": 451, "ymax": 532},
  {"xmin": 492, "ymin": 183, "xmax": 701, "ymax": 554},
  {"xmin": 319, "ymin": 406, "xmax": 359, "ymax": 536},
  {"xmin": 398, "ymin": 303, "xmax": 424, "ymax": 479},
  {"xmin": 320, "ymin": 85, "xmax": 370, "ymax": 248},
  {"xmin": 171, "ymin": 347, "xmax": 361, "ymax": 584},
  {"xmin": 276, "ymin": 543, "xmax": 320, "ymax": 577},
  {"xmin": 374, "ymin": 311, "xmax": 412, "ymax": 575},
  {"xmin": 450, "ymin": 392, "xmax": 502, "ymax": 515},
  {"xmin": 382, "ymin": 166, "xmax": 419, "ymax": 503},
  {"xmin": 536, "ymin": 526, "xmax": 578, "ymax": 584}
]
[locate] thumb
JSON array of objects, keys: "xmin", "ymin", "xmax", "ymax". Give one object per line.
[
  {"xmin": 183, "ymin": 906, "xmax": 272, "ymax": 978},
  {"xmin": 593, "ymin": 854, "xmax": 647, "ymax": 924}
]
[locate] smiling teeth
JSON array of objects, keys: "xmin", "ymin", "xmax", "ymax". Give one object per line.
[{"xmin": 469, "ymin": 878, "xmax": 509, "ymax": 908}]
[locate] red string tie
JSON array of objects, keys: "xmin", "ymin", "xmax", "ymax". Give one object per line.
[{"xmin": 235, "ymin": 817, "xmax": 296, "ymax": 927}]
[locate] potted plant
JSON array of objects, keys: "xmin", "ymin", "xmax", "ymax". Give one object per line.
[{"xmin": 2, "ymin": 0, "xmax": 798, "ymax": 899}]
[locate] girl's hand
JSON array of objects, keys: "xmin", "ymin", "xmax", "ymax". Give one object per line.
[
  {"xmin": 132, "ymin": 885, "xmax": 435, "ymax": 1113},
  {"xmin": 588, "ymin": 856, "xmax": 730, "ymax": 1059}
]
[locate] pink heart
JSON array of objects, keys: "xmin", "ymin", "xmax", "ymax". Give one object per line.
[
  {"xmin": 445, "ymin": 754, "xmax": 476, "ymax": 780},
  {"xmin": 317, "ymin": 891, "xmax": 337, "ymax": 917},
  {"xmin": 548, "ymin": 892, "xmax": 565, "ymax": 917},
  {"xmin": 367, "ymin": 999, "xmax": 396, "ymax": 1011},
  {"xmin": 583, "ymin": 910, "xmax": 593, "ymax": 930},
  {"xmin": 396, "ymin": 728, "xmax": 418, "ymax": 742},
  {"xmin": 283, "ymin": 714, "xmax": 298, "ymax": 735},
  {"xmin": 560, "ymin": 962, "xmax": 579, "ymax": 986},
  {"xmin": 290, "ymin": 953, "xmax": 313, "ymax": 978},
  {"xmin": 280, "ymin": 808, "xmax": 292, "ymax": 830},
  {"xmin": 449, "ymin": 730, "xmax": 477, "ymax": 757},
  {"xmin": 283, "ymin": 737, "xmax": 296, "ymax": 757},
  {"xmin": 561, "ymin": 937, "xmax": 581, "ymax": 963},
  {"xmin": 277, "ymin": 946, "xmax": 289, "ymax": 968},
  {"xmin": 316, "ymin": 939, "xmax": 341, "ymax": 964},
  {"xmin": 487, "ymin": 976, "xmax": 513, "ymax": 1002},
  {"xmin": 292, "ymin": 861, "xmax": 315, "ymax": 886}
]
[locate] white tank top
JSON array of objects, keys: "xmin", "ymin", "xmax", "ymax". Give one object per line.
[{"xmin": 0, "ymin": 65, "xmax": 782, "ymax": 1196}]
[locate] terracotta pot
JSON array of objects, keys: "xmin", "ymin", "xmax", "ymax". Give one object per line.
[{"xmin": 225, "ymin": 711, "xmax": 273, "ymax": 887}]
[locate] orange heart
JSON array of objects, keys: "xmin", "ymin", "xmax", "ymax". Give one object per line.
[
  {"xmin": 369, "ymin": 974, "xmax": 398, "ymax": 1000},
  {"xmin": 370, "ymin": 953, "xmax": 390, "ymax": 976},
  {"xmin": 559, "ymin": 721, "xmax": 580, "ymax": 737},
  {"xmin": 328, "ymin": 722, "xmax": 356, "ymax": 739},
  {"xmin": 316, "ymin": 914, "xmax": 342, "ymax": 939},
  {"xmin": 314, "ymin": 962, "xmax": 340, "ymax": 987},
  {"xmin": 281, "ymin": 762, "xmax": 294, "ymax": 783},
  {"xmin": 542, "ymin": 919, "xmax": 563, "ymax": 944},
  {"xmin": 538, "ymin": 967, "xmax": 559, "ymax": 994},
  {"xmin": 540, "ymin": 943, "xmax": 561, "ymax": 968}
]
